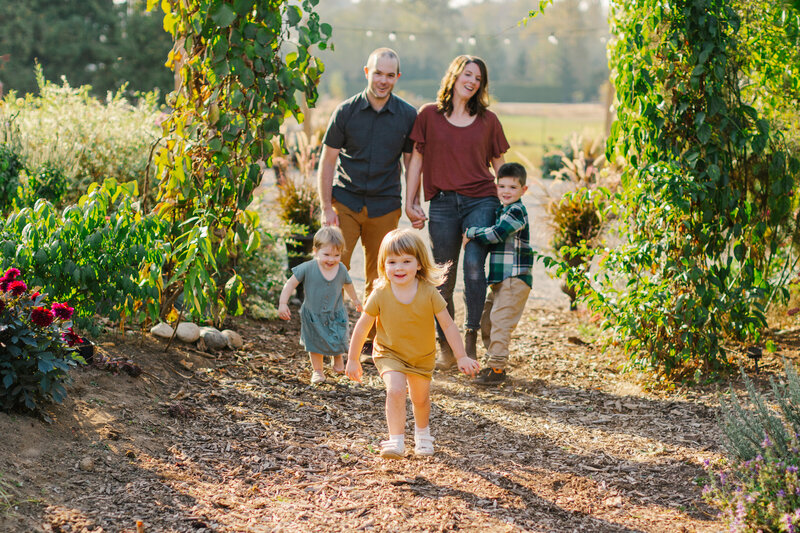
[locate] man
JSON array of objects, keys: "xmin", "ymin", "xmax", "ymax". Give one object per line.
[{"xmin": 318, "ymin": 48, "xmax": 422, "ymax": 360}]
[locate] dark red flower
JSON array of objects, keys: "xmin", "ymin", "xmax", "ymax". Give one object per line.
[
  {"xmin": 62, "ymin": 327, "xmax": 83, "ymax": 347},
  {"xmin": 30, "ymin": 291, "xmax": 41, "ymax": 301},
  {"xmin": 2, "ymin": 267, "xmax": 20, "ymax": 280},
  {"xmin": 51, "ymin": 302, "xmax": 74, "ymax": 320},
  {"xmin": 7, "ymin": 280, "xmax": 27, "ymax": 296},
  {"xmin": 30, "ymin": 306, "xmax": 55, "ymax": 328},
  {"xmin": 0, "ymin": 279, "xmax": 9, "ymax": 292}
]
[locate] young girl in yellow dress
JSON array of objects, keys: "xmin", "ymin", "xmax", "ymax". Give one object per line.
[{"xmin": 345, "ymin": 229, "xmax": 479, "ymax": 458}]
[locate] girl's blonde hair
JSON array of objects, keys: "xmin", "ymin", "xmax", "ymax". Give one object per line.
[
  {"xmin": 312, "ymin": 226, "xmax": 346, "ymax": 252},
  {"xmin": 376, "ymin": 229, "xmax": 446, "ymax": 287}
]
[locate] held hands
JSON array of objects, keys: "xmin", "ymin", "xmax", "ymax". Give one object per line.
[
  {"xmin": 354, "ymin": 301, "xmax": 363, "ymax": 313},
  {"xmin": 462, "ymin": 234, "xmax": 470, "ymax": 248},
  {"xmin": 457, "ymin": 356, "xmax": 480, "ymax": 378},
  {"xmin": 405, "ymin": 203, "xmax": 427, "ymax": 230},
  {"xmin": 277, "ymin": 303, "xmax": 291, "ymax": 320},
  {"xmin": 345, "ymin": 358, "xmax": 363, "ymax": 383}
]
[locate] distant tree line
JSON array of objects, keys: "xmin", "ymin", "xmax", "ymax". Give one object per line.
[
  {"xmin": 315, "ymin": 0, "xmax": 609, "ymax": 103},
  {"xmin": 0, "ymin": 0, "xmax": 173, "ymax": 98}
]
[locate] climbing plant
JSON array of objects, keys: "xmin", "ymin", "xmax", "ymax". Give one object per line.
[
  {"xmin": 148, "ymin": 0, "xmax": 330, "ymax": 325},
  {"xmin": 538, "ymin": 0, "xmax": 800, "ymax": 378}
]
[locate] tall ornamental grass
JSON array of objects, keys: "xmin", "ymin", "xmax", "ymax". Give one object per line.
[{"xmin": 0, "ymin": 66, "xmax": 163, "ymax": 202}]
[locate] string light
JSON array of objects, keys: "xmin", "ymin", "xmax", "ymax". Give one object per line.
[
  {"xmin": 503, "ymin": 38, "xmax": 511, "ymax": 45},
  {"xmin": 456, "ymin": 36, "xmax": 464, "ymax": 43},
  {"xmin": 365, "ymin": 30, "xmax": 373, "ymax": 37},
  {"xmin": 388, "ymin": 31, "xmax": 397, "ymax": 41},
  {"xmin": 547, "ymin": 32, "xmax": 558, "ymax": 45},
  {"xmin": 468, "ymin": 35, "xmax": 477, "ymax": 46},
  {"xmin": 408, "ymin": 34, "xmax": 416, "ymax": 41}
]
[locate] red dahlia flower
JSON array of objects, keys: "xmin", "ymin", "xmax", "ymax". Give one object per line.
[
  {"xmin": 30, "ymin": 291, "xmax": 41, "ymax": 301},
  {"xmin": 0, "ymin": 279, "xmax": 9, "ymax": 292},
  {"xmin": 62, "ymin": 327, "xmax": 83, "ymax": 347},
  {"xmin": 8, "ymin": 280, "xmax": 27, "ymax": 296},
  {"xmin": 31, "ymin": 306, "xmax": 55, "ymax": 328},
  {"xmin": 51, "ymin": 302, "xmax": 74, "ymax": 320},
  {"xmin": 2, "ymin": 267, "xmax": 20, "ymax": 280}
]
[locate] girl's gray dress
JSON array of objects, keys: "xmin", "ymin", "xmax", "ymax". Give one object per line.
[{"xmin": 292, "ymin": 260, "xmax": 351, "ymax": 355}]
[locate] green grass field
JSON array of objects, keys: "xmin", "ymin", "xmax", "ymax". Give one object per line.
[{"xmin": 496, "ymin": 111, "xmax": 605, "ymax": 172}]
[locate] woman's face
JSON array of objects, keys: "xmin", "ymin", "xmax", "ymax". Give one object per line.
[{"xmin": 453, "ymin": 62, "xmax": 482, "ymax": 101}]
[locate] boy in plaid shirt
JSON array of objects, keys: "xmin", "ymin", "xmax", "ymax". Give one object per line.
[{"xmin": 463, "ymin": 162, "xmax": 532, "ymax": 385}]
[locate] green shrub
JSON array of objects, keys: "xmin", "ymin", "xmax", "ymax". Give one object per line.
[
  {"xmin": 0, "ymin": 267, "xmax": 84, "ymax": 412},
  {"xmin": 23, "ymin": 164, "xmax": 69, "ymax": 206},
  {"xmin": 0, "ymin": 144, "xmax": 24, "ymax": 213},
  {"xmin": 239, "ymin": 229, "xmax": 284, "ymax": 321},
  {"xmin": 0, "ymin": 67, "xmax": 162, "ymax": 201},
  {"xmin": 0, "ymin": 178, "xmax": 167, "ymax": 333}
]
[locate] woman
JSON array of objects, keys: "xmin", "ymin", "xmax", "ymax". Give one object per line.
[{"xmin": 405, "ymin": 55, "xmax": 509, "ymax": 370}]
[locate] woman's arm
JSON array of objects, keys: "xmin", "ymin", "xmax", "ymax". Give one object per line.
[
  {"xmin": 277, "ymin": 275, "xmax": 301, "ymax": 320},
  {"xmin": 345, "ymin": 312, "xmax": 377, "ymax": 383},
  {"xmin": 491, "ymin": 155, "xmax": 506, "ymax": 177},
  {"xmin": 404, "ymin": 146, "xmax": 426, "ymax": 229}
]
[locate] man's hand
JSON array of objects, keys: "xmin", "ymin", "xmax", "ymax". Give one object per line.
[{"xmin": 322, "ymin": 206, "xmax": 339, "ymax": 226}]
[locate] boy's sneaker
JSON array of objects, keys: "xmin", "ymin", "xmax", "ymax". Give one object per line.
[
  {"xmin": 414, "ymin": 435, "xmax": 435, "ymax": 457},
  {"xmin": 379, "ymin": 439, "xmax": 405, "ymax": 459},
  {"xmin": 474, "ymin": 367, "xmax": 506, "ymax": 386}
]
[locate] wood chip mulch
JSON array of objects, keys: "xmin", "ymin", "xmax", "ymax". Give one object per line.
[{"xmin": 5, "ymin": 304, "xmax": 790, "ymax": 532}]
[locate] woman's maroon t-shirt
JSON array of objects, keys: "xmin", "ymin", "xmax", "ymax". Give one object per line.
[{"xmin": 409, "ymin": 103, "xmax": 510, "ymax": 201}]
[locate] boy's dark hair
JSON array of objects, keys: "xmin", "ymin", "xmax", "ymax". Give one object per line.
[{"xmin": 497, "ymin": 162, "xmax": 527, "ymax": 186}]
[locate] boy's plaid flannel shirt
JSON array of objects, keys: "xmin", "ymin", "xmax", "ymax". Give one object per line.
[{"xmin": 463, "ymin": 200, "xmax": 533, "ymax": 287}]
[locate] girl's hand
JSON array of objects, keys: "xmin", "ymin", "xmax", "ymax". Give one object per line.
[
  {"xmin": 277, "ymin": 303, "xmax": 291, "ymax": 320},
  {"xmin": 345, "ymin": 358, "xmax": 363, "ymax": 383},
  {"xmin": 457, "ymin": 356, "xmax": 479, "ymax": 378}
]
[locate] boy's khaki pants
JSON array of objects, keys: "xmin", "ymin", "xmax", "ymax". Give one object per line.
[{"xmin": 480, "ymin": 276, "xmax": 531, "ymax": 370}]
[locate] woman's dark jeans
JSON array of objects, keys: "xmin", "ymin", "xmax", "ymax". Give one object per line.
[{"xmin": 428, "ymin": 191, "xmax": 500, "ymax": 343}]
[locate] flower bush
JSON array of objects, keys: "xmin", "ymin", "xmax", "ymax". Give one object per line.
[
  {"xmin": 704, "ymin": 435, "xmax": 800, "ymax": 532},
  {"xmin": 0, "ymin": 267, "xmax": 84, "ymax": 412}
]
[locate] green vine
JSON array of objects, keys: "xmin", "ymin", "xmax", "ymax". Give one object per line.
[
  {"xmin": 147, "ymin": 0, "xmax": 330, "ymax": 326},
  {"xmin": 547, "ymin": 0, "xmax": 800, "ymax": 379}
]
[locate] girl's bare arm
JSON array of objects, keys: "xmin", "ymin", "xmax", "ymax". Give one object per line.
[
  {"xmin": 343, "ymin": 283, "xmax": 363, "ymax": 312},
  {"xmin": 346, "ymin": 313, "xmax": 376, "ymax": 383},
  {"xmin": 435, "ymin": 308, "xmax": 480, "ymax": 377},
  {"xmin": 277, "ymin": 275, "xmax": 300, "ymax": 320}
]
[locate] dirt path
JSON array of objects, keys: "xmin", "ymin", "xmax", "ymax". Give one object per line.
[{"xmin": 0, "ymin": 301, "xmax": 734, "ymax": 533}]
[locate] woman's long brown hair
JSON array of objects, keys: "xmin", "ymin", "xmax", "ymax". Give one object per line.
[{"xmin": 436, "ymin": 55, "xmax": 489, "ymax": 117}]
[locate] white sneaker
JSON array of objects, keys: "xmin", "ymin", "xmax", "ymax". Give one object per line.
[
  {"xmin": 310, "ymin": 370, "xmax": 326, "ymax": 385},
  {"xmin": 379, "ymin": 439, "xmax": 405, "ymax": 459},
  {"xmin": 414, "ymin": 435, "xmax": 435, "ymax": 456}
]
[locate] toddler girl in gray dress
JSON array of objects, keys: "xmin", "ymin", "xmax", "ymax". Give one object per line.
[{"xmin": 278, "ymin": 226, "xmax": 362, "ymax": 384}]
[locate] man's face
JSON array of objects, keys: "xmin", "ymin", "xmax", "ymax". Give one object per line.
[{"xmin": 365, "ymin": 55, "xmax": 400, "ymax": 101}]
